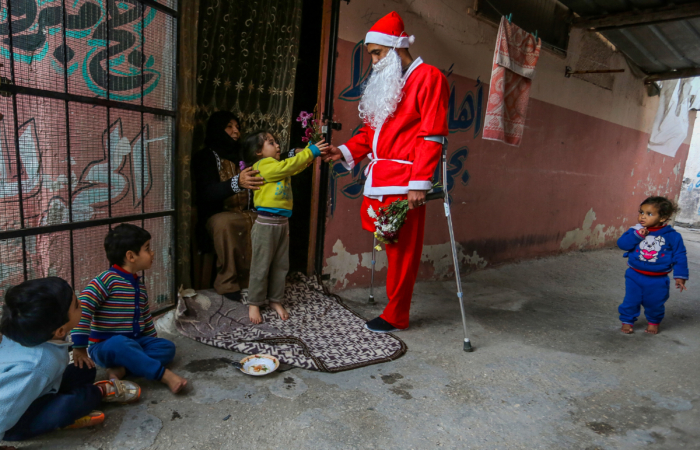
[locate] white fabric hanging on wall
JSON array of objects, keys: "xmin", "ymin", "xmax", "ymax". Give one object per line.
[{"xmin": 648, "ymin": 78, "xmax": 700, "ymax": 158}]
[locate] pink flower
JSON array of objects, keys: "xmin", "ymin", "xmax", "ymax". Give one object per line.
[
  {"xmin": 239, "ymin": 161, "xmax": 246, "ymax": 171},
  {"xmin": 302, "ymin": 137, "xmax": 310, "ymax": 143},
  {"xmin": 296, "ymin": 111, "xmax": 313, "ymax": 128}
]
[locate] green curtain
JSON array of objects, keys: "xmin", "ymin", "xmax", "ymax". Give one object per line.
[{"xmin": 195, "ymin": 0, "xmax": 304, "ymax": 149}]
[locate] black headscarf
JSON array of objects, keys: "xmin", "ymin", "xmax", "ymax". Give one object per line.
[{"xmin": 204, "ymin": 111, "xmax": 240, "ymax": 162}]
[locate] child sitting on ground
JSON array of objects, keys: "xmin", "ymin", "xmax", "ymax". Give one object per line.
[
  {"xmin": 71, "ymin": 224, "xmax": 188, "ymax": 393},
  {"xmin": 1, "ymin": 278, "xmax": 141, "ymax": 442},
  {"xmin": 617, "ymin": 196, "xmax": 688, "ymax": 335},
  {"xmin": 241, "ymin": 131, "xmax": 327, "ymax": 324}
]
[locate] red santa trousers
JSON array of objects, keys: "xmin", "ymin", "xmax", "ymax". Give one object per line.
[{"xmin": 361, "ymin": 195, "xmax": 426, "ymax": 329}]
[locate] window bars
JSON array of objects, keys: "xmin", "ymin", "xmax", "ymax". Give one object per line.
[{"xmin": 0, "ymin": 0, "xmax": 178, "ymax": 312}]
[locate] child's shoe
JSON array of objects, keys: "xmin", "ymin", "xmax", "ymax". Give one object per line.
[
  {"xmin": 95, "ymin": 379, "xmax": 141, "ymax": 403},
  {"xmin": 65, "ymin": 411, "xmax": 105, "ymax": 429}
]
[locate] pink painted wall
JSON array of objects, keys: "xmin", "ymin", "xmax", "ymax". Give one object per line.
[{"xmin": 321, "ymin": 34, "xmax": 692, "ymax": 291}]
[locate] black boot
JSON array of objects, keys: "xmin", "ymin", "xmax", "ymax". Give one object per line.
[{"xmin": 364, "ymin": 317, "xmax": 403, "ymax": 333}]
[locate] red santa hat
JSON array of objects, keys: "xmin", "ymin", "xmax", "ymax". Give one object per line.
[{"xmin": 365, "ymin": 11, "xmax": 415, "ymax": 49}]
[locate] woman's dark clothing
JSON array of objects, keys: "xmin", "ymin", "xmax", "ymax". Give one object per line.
[
  {"xmin": 194, "ymin": 111, "xmax": 246, "ymax": 232},
  {"xmin": 193, "ymin": 146, "xmax": 256, "ymax": 294},
  {"xmin": 193, "ymin": 148, "xmax": 247, "ymax": 231}
]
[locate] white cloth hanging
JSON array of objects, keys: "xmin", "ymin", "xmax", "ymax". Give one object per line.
[{"xmin": 648, "ymin": 78, "xmax": 700, "ymax": 157}]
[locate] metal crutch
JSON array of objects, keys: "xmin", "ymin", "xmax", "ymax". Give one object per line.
[
  {"xmin": 368, "ymin": 235, "xmax": 376, "ymax": 304},
  {"xmin": 426, "ymin": 136, "xmax": 473, "ymax": 352}
]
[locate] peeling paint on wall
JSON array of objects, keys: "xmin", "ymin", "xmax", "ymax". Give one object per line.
[
  {"xmin": 325, "ymin": 239, "xmax": 488, "ymax": 290},
  {"xmin": 465, "ymin": 250, "xmax": 488, "ymax": 269},
  {"xmin": 325, "ymin": 239, "xmax": 360, "ymax": 289},
  {"xmin": 422, "ymin": 242, "xmax": 460, "ymax": 278},
  {"xmin": 637, "ymin": 173, "xmax": 673, "ymax": 197},
  {"xmin": 560, "ymin": 209, "xmax": 625, "ymax": 250},
  {"xmin": 360, "ymin": 248, "xmax": 388, "ymax": 272},
  {"xmin": 419, "ymin": 241, "xmax": 488, "ymax": 276}
]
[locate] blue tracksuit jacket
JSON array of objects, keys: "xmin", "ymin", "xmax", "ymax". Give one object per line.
[{"xmin": 617, "ymin": 224, "xmax": 688, "ymax": 279}]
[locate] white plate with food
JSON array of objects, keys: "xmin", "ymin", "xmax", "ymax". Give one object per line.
[{"xmin": 232, "ymin": 354, "xmax": 279, "ymax": 376}]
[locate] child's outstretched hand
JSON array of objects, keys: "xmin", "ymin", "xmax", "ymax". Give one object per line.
[
  {"xmin": 73, "ymin": 348, "xmax": 96, "ymax": 369},
  {"xmin": 675, "ymin": 279, "xmax": 687, "ymax": 292},
  {"xmin": 314, "ymin": 138, "xmax": 330, "ymax": 155},
  {"xmin": 638, "ymin": 227, "xmax": 649, "ymax": 237}
]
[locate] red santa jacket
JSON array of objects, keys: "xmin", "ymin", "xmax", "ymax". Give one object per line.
[{"xmin": 338, "ymin": 57, "xmax": 449, "ymax": 196}]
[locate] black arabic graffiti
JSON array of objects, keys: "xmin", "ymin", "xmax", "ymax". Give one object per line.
[
  {"xmin": 1, "ymin": 0, "xmax": 156, "ymax": 95},
  {"xmin": 91, "ymin": 0, "xmax": 154, "ymax": 92},
  {"xmin": 0, "ymin": 1, "xmax": 100, "ymax": 54}
]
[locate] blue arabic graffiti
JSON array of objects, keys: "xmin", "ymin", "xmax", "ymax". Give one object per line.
[
  {"xmin": 338, "ymin": 40, "xmax": 371, "ymax": 102},
  {"xmin": 450, "ymin": 78, "xmax": 483, "ymax": 138}
]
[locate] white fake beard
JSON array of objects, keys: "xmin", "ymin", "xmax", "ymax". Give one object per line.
[{"xmin": 358, "ymin": 49, "xmax": 405, "ymax": 130}]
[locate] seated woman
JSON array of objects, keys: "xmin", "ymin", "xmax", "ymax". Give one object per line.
[{"xmin": 193, "ymin": 111, "xmax": 263, "ymax": 300}]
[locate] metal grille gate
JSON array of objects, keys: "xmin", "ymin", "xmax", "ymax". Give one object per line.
[{"xmin": 0, "ymin": 0, "xmax": 177, "ymax": 312}]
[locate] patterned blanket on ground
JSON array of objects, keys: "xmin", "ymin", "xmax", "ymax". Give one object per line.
[{"xmin": 175, "ymin": 274, "xmax": 407, "ymax": 372}]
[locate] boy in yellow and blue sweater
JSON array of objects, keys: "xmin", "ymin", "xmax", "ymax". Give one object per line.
[{"xmin": 241, "ymin": 130, "xmax": 327, "ymax": 324}]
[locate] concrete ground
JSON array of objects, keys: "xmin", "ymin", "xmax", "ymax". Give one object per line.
[{"xmin": 5, "ymin": 228, "xmax": 700, "ymax": 450}]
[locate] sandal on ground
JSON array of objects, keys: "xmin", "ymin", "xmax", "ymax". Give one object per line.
[
  {"xmin": 95, "ymin": 379, "xmax": 141, "ymax": 403},
  {"xmin": 64, "ymin": 411, "xmax": 105, "ymax": 429}
]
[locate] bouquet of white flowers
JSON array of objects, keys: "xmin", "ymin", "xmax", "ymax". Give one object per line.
[{"xmin": 367, "ymin": 200, "xmax": 409, "ymax": 246}]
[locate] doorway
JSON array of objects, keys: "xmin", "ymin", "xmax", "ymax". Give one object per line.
[{"xmin": 288, "ymin": 0, "xmax": 324, "ymax": 274}]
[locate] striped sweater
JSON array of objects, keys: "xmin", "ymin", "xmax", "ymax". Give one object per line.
[{"xmin": 71, "ymin": 265, "xmax": 156, "ymax": 349}]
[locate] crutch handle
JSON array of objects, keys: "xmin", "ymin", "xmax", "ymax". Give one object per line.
[{"xmin": 425, "ymin": 188, "xmax": 444, "ymax": 202}]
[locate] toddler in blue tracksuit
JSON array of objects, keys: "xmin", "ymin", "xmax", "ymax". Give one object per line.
[{"xmin": 617, "ymin": 196, "xmax": 688, "ymax": 334}]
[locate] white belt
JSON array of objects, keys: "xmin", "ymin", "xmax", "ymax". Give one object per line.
[{"xmin": 364, "ymin": 153, "xmax": 413, "ymax": 177}]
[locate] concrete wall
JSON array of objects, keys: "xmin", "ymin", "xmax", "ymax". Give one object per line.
[
  {"xmin": 677, "ymin": 112, "xmax": 700, "ymax": 227},
  {"xmin": 321, "ymin": 0, "xmax": 694, "ymax": 290}
]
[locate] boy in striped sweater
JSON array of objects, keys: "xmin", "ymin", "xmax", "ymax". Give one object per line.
[{"xmin": 71, "ymin": 224, "xmax": 187, "ymax": 393}]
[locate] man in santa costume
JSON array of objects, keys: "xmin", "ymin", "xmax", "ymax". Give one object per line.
[{"xmin": 322, "ymin": 11, "xmax": 449, "ymax": 333}]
